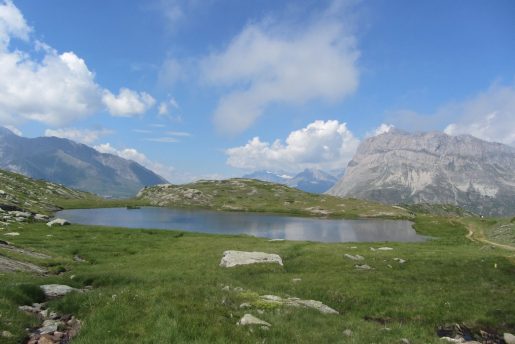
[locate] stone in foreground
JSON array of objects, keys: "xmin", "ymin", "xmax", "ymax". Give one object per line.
[
  {"xmin": 220, "ymin": 250, "xmax": 283, "ymax": 268},
  {"xmin": 259, "ymin": 295, "xmax": 339, "ymax": 315},
  {"xmin": 40, "ymin": 284, "xmax": 77, "ymax": 298},
  {"xmin": 46, "ymin": 218, "xmax": 71, "ymax": 227},
  {"xmin": 237, "ymin": 314, "xmax": 271, "ymax": 327}
]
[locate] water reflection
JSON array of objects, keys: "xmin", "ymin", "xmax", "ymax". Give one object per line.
[{"xmin": 57, "ymin": 207, "xmax": 425, "ymax": 243}]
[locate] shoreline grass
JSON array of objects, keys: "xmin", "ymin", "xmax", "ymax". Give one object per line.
[{"xmin": 1, "ymin": 214, "xmax": 514, "ymax": 343}]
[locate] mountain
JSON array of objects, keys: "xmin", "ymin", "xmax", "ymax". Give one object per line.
[
  {"xmin": 243, "ymin": 169, "xmax": 337, "ymax": 193},
  {"xmin": 0, "ymin": 127, "xmax": 167, "ymax": 198},
  {"xmin": 242, "ymin": 170, "xmax": 293, "ymax": 184},
  {"xmin": 327, "ymin": 129, "xmax": 515, "ymax": 216}
]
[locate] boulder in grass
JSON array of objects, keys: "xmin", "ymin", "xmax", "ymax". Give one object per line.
[
  {"xmin": 237, "ymin": 314, "xmax": 271, "ymax": 327},
  {"xmin": 46, "ymin": 218, "xmax": 70, "ymax": 227},
  {"xmin": 220, "ymin": 250, "xmax": 283, "ymax": 268},
  {"xmin": 40, "ymin": 284, "xmax": 77, "ymax": 298}
]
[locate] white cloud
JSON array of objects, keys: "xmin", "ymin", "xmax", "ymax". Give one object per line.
[
  {"xmin": 94, "ymin": 143, "xmax": 174, "ymax": 182},
  {"xmin": 226, "ymin": 120, "xmax": 360, "ymax": 171},
  {"xmin": 4, "ymin": 124, "xmax": 21, "ymax": 135},
  {"xmin": 0, "ymin": 0, "xmax": 30, "ymax": 46},
  {"xmin": 201, "ymin": 8, "xmax": 359, "ymax": 134},
  {"xmin": 44, "ymin": 127, "xmax": 112, "ymax": 144},
  {"xmin": 144, "ymin": 137, "xmax": 178, "ymax": 143},
  {"xmin": 165, "ymin": 131, "xmax": 190, "ymax": 137},
  {"xmin": 158, "ymin": 97, "xmax": 179, "ymax": 116},
  {"xmin": 443, "ymin": 84, "xmax": 515, "ymax": 146},
  {"xmin": 0, "ymin": 1, "xmax": 155, "ymax": 127},
  {"xmin": 365, "ymin": 123, "xmax": 394, "ymax": 138},
  {"xmin": 102, "ymin": 88, "xmax": 156, "ymax": 117}
]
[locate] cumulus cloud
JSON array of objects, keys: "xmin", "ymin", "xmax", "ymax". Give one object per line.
[
  {"xmin": 102, "ymin": 88, "xmax": 155, "ymax": 117},
  {"xmin": 0, "ymin": 1, "xmax": 155, "ymax": 127},
  {"xmin": 201, "ymin": 5, "xmax": 359, "ymax": 134},
  {"xmin": 365, "ymin": 123, "xmax": 394, "ymax": 138},
  {"xmin": 226, "ymin": 120, "xmax": 360, "ymax": 171},
  {"xmin": 44, "ymin": 127, "xmax": 112, "ymax": 144},
  {"xmin": 443, "ymin": 84, "xmax": 515, "ymax": 146},
  {"xmin": 94, "ymin": 143, "xmax": 174, "ymax": 182}
]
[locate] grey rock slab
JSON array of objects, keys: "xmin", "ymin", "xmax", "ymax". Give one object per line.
[
  {"xmin": 46, "ymin": 218, "xmax": 70, "ymax": 227},
  {"xmin": 0, "ymin": 242, "xmax": 51, "ymax": 259},
  {"xmin": 259, "ymin": 295, "xmax": 339, "ymax": 314},
  {"xmin": 0, "ymin": 256, "xmax": 47, "ymax": 274},
  {"xmin": 237, "ymin": 314, "xmax": 271, "ymax": 327},
  {"xmin": 344, "ymin": 254, "xmax": 364, "ymax": 261},
  {"xmin": 355, "ymin": 264, "xmax": 373, "ymax": 270},
  {"xmin": 40, "ymin": 284, "xmax": 78, "ymax": 298},
  {"xmin": 220, "ymin": 250, "xmax": 283, "ymax": 267},
  {"xmin": 393, "ymin": 258, "xmax": 407, "ymax": 264},
  {"xmin": 505, "ymin": 333, "xmax": 515, "ymax": 344}
]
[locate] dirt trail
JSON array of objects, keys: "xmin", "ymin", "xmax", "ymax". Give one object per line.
[{"xmin": 465, "ymin": 223, "xmax": 515, "ymax": 252}]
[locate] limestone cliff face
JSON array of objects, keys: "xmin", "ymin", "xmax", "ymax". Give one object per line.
[{"xmin": 327, "ymin": 130, "xmax": 515, "ymax": 216}]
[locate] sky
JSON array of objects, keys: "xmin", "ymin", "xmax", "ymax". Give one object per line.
[{"xmin": 0, "ymin": 0, "xmax": 514, "ymax": 182}]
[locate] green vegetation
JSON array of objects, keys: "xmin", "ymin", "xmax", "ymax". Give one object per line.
[
  {"xmin": 0, "ymin": 215, "xmax": 514, "ymax": 343},
  {"xmin": 1, "ymin": 170, "xmax": 514, "ymax": 343},
  {"xmin": 137, "ymin": 178, "xmax": 412, "ymax": 219},
  {"xmin": 0, "ymin": 169, "xmax": 97, "ymax": 214}
]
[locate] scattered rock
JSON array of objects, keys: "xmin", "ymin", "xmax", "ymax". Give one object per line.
[
  {"xmin": 343, "ymin": 329, "xmax": 352, "ymax": 337},
  {"xmin": 239, "ymin": 303, "xmax": 251, "ymax": 309},
  {"xmin": 1, "ymin": 330, "xmax": 13, "ymax": 338},
  {"xmin": 344, "ymin": 254, "xmax": 364, "ymax": 261},
  {"xmin": 377, "ymin": 247, "xmax": 393, "ymax": 251},
  {"xmin": 393, "ymin": 258, "xmax": 407, "ymax": 264},
  {"xmin": 4, "ymin": 232, "xmax": 19, "ymax": 236},
  {"xmin": 220, "ymin": 250, "xmax": 283, "ymax": 268},
  {"xmin": 34, "ymin": 214, "xmax": 50, "ymax": 221},
  {"xmin": 40, "ymin": 284, "xmax": 78, "ymax": 298},
  {"xmin": 0, "ymin": 241, "xmax": 51, "ymax": 258},
  {"xmin": 0, "ymin": 256, "xmax": 47, "ymax": 273},
  {"xmin": 355, "ymin": 264, "xmax": 372, "ymax": 270},
  {"xmin": 73, "ymin": 255, "xmax": 86, "ymax": 262},
  {"xmin": 292, "ymin": 278, "xmax": 302, "ymax": 283},
  {"xmin": 268, "ymin": 239, "xmax": 285, "ymax": 242},
  {"xmin": 259, "ymin": 295, "xmax": 339, "ymax": 314},
  {"xmin": 505, "ymin": 333, "xmax": 515, "ymax": 344},
  {"xmin": 237, "ymin": 314, "xmax": 271, "ymax": 327},
  {"xmin": 46, "ymin": 218, "xmax": 70, "ymax": 227},
  {"xmin": 400, "ymin": 339, "xmax": 411, "ymax": 344}
]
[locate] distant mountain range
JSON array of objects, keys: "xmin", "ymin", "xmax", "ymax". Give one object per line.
[
  {"xmin": 327, "ymin": 129, "xmax": 515, "ymax": 216},
  {"xmin": 243, "ymin": 168, "xmax": 339, "ymax": 193},
  {"xmin": 0, "ymin": 127, "xmax": 167, "ymax": 198}
]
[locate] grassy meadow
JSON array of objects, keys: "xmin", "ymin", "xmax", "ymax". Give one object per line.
[{"xmin": 1, "ymin": 213, "xmax": 514, "ymax": 343}]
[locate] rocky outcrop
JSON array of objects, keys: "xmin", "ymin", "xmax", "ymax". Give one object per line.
[
  {"xmin": 328, "ymin": 130, "xmax": 515, "ymax": 216},
  {"xmin": 46, "ymin": 218, "xmax": 71, "ymax": 227},
  {"xmin": 220, "ymin": 251, "xmax": 283, "ymax": 268}
]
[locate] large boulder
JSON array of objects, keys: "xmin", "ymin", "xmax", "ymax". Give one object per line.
[
  {"xmin": 40, "ymin": 284, "xmax": 77, "ymax": 298},
  {"xmin": 46, "ymin": 218, "xmax": 70, "ymax": 227},
  {"xmin": 237, "ymin": 314, "xmax": 271, "ymax": 327},
  {"xmin": 220, "ymin": 250, "xmax": 283, "ymax": 268}
]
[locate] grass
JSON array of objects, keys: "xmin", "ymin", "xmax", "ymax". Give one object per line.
[
  {"xmin": 136, "ymin": 178, "xmax": 413, "ymax": 219},
  {"xmin": 0, "ymin": 214, "xmax": 514, "ymax": 343}
]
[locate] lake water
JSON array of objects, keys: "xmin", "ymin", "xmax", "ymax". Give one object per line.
[{"xmin": 56, "ymin": 207, "xmax": 425, "ymax": 243}]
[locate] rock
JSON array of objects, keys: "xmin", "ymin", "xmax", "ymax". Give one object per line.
[
  {"xmin": 344, "ymin": 254, "xmax": 364, "ymax": 261},
  {"xmin": 46, "ymin": 218, "xmax": 70, "ymax": 227},
  {"xmin": 1, "ymin": 330, "xmax": 13, "ymax": 338},
  {"xmin": 377, "ymin": 247, "xmax": 393, "ymax": 251},
  {"xmin": 505, "ymin": 333, "xmax": 515, "ymax": 344},
  {"xmin": 393, "ymin": 258, "xmax": 407, "ymax": 264},
  {"xmin": 40, "ymin": 284, "xmax": 77, "ymax": 298},
  {"xmin": 4, "ymin": 232, "xmax": 19, "ymax": 236},
  {"xmin": 400, "ymin": 339, "xmax": 411, "ymax": 344},
  {"xmin": 268, "ymin": 239, "xmax": 285, "ymax": 242},
  {"xmin": 34, "ymin": 214, "xmax": 50, "ymax": 221},
  {"xmin": 439, "ymin": 337, "xmax": 465, "ymax": 343},
  {"xmin": 38, "ymin": 335, "xmax": 56, "ymax": 344},
  {"xmin": 0, "ymin": 256, "xmax": 47, "ymax": 274},
  {"xmin": 237, "ymin": 314, "xmax": 271, "ymax": 327},
  {"xmin": 220, "ymin": 250, "xmax": 283, "ymax": 268},
  {"xmin": 343, "ymin": 329, "xmax": 352, "ymax": 337},
  {"xmin": 291, "ymin": 299, "xmax": 339, "ymax": 314},
  {"xmin": 9, "ymin": 211, "xmax": 31, "ymax": 218},
  {"xmin": 355, "ymin": 264, "xmax": 372, "ymax": 270},
  {"xmin": 292, "ymin": 278, "xmax": 302, "ymax": 283},
  {"xmin": 39, "ymin": 323, "xmax": 59, "ymax": 335},
  {"xmin": 19, "ymin": 305, "xmax": 37, "ymax": 312},
  {"xmin": 259, "ymin": 295, "xmax": 339, "ymax": 314},
  {"xmin": 239, "ymin": 303, "xmax": 252, "ymax": 309}
]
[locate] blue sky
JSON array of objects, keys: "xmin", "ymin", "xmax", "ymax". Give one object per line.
[{"xmin": 0, "ymin": 0, "xmax": 514, "ymax": 182}]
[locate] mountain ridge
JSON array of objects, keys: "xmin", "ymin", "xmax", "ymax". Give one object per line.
[
  {"xmin": 0, "ymin": 127, "xmax": 167, "ymax": 198},
  {"xmin": 243, "ymin": 168, "xmax": 338, "ymax": 193},
  {"xmin": 327, "ymin": 130, "xmax": 515, "ymax": 216}
]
